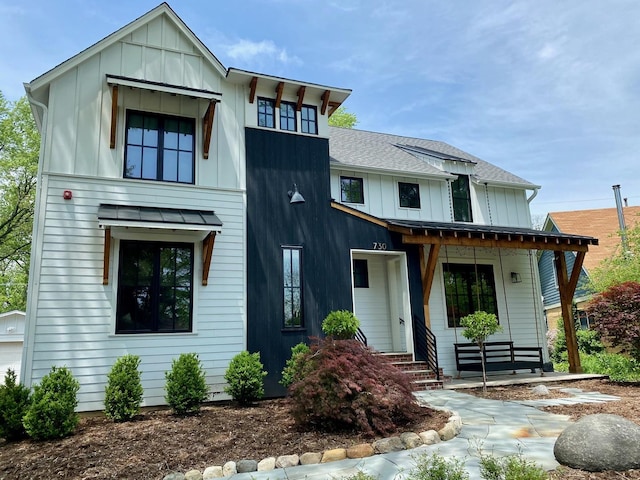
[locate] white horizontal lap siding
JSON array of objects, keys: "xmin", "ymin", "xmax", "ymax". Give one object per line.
[{"xmin": 28, "ymin": 175, "xmax": 245, "ymax": 411}]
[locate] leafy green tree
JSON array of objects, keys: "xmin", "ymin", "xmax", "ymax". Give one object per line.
[
  {"xmin": 0, "ymin": 92, "xmax": 40, "ymax": 312},
  {"xmin": 460, "ymin": 311, "xmax": 503, "ymax": 392},
  {"xmin": 328, "ymin": 106, "xmax": 357, "ymax": 128},
  {"xmin": 589, "ymin": 223, "xmax": 640, "ymax": 293}
]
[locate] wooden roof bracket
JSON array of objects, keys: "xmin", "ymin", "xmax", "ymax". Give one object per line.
[
  {"xmin": 110, "ymin": 85, "xmax": 118, "ymax": 149},
  {"xmin": 321, "ymin": 90, "xmax": 330, "ymax": 115},
  {"xmin": 554, "ymin": 250, "xmax": 583, "ymax": 374},
  {"xmin": 249, "ymin": 76, "xmax": 258, "ymax": 104},
  {"xmin": 296, "ymin": 86, "xmax": 306, "ymax": 111},
  {"xmin": 202, "ymin": 232, "xmax": 217, "ymax": 286},
  {"xmin": 103, "ymin": 227, "xmax": 111, "ymax": 285},
  {"xmin": 275, "ymin": 82, "xmax": 284, "ymax": 109},
  {"xmin": 202, "ymin": 100, "xmax": 216, "ymax": 160}
]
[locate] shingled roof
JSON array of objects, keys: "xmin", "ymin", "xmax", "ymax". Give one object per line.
[{"xmin": 328, "ymin": 127, "xmax": 538, "ymax": 188}]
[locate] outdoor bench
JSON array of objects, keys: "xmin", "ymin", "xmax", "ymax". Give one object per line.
[{"xmin": 454, "ymin": 341, "xmax": 544, "ymax": 377}]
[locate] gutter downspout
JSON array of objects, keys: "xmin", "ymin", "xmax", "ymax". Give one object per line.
[
  {"xmin": 526, "ymin": 187, "xmax": 539, "ymax": 204},
  {"xmin": 21, "ymin": 84, "xmax": 48, "ymax": 387}
]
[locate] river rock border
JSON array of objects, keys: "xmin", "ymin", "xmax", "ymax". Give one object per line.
[{"xmin": 162, "ymin": 410, "xmax": 462, "ymax": 480}]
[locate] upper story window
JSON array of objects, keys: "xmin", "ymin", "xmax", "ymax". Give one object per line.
[
  {"xmin": 258, "ymin": 98, "xmax": 275, "ymax": 128},
  {"xmin": 443, "ymin": 263, "xmax": 498, "ymax": 328},
  {"xmin": 301, "ymin": 105, "xmax": 318, "ymax": 134},
  {"xmin": 341, "ymin": 176, "xmax": 364, "ymax": 204},
  {"xmin": 280, "ymin": 102, "xmax": 296, "ymax": 131},
  {"xmin": 283, "ymin": 247, "xmax": 303, "ymax": 328},
  {"xmin": 452, "ymin": 174, "xmax": 473, "ymax": 222},
  {"xmin": 399, "ymin": 182, "xmax": 421, "ymax": 208},
  {"xmin": 116, "ymin": 240, "xmax": 194, "ymax": 333},
  {"xmin": 125, "ymin": 112, "xmax": 195, "ymax": 184}
]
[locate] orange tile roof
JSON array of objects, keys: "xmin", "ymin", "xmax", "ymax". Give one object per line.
[{"xmin": 548, "ymin": 206, "xmax": 640, "ymax": 273}]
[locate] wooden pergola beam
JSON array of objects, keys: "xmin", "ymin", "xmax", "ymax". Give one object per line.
[
  {"xmin": 202, "ymin": 101, "xmax": 216, "ymax": 160},
  {"xmin": 274, "ymin": 82, "xmax": 284, "ymax": 109},
  {"xmin": 296, "ymin": 86, "xmax": 306, "ymax": 111},
  {"xmin": 555, "ymin": 251, "xmax": 583, "ymax": 373},
  {"xmin": 109, "ymin": 85, "xmax": 118, "ymax": 149},
  {"xmin": 103, "ymin": 227, "xmax": 111, "ymax": 285},
  {"xmin": 202, "ymin": 232, "xmax": 216, "ymax": 286},
  {"xmin": 402, "ymin": 234, "xmax": 590, "ymax": 252},
  {"xmin": 249, "ymin": 76, "xmax": 258, "ymax": 104}
]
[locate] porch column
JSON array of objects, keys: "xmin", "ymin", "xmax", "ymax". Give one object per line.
[{"xmin": 418, "ymin": 244, "xmax": 440, "ymax": 329}]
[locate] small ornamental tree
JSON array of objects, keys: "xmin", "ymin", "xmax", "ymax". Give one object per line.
[
  {"xmin": 164, "ymin": 353, "xmax": 208, "ymax": 415},
  {"xmin": 460, "ymin": 311, "xmax": 502, "ymax": 392},
  {"xmin": 104, "ymin": 354, "xmax": 144, "ymax": 422},
  {"xmin": 322, "ymin": 310, "xmax": 360, "ymax": 340},
  {"xmin": 587, "ymin": 281, "xmax": 640, "ymax": 362},
  {"xmin": 224, "ymin": 351, "xmax": 267, "ymax": 405},
  {"xmin": 0, "ymin": 369, "xmax": 31, "ymax": 441}
]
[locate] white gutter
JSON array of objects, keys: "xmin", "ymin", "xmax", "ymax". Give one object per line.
[{"xmin": 527, "ymin": 187, "xmax": 540, "ymax": 204}]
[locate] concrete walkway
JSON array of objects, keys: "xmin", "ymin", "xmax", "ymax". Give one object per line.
[{"xmin": 228, "ymin": 386, "xmax": 619, "ymax": 480}]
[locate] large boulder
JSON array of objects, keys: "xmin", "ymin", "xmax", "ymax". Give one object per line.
[{"xmin": 554, "ymin": 414, "xmax": 640, "ymax": 472}]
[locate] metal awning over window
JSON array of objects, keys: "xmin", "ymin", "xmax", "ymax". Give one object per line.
[{"xmin": 98, "ymin": 204, "xmax": 223, "ymax": 287}]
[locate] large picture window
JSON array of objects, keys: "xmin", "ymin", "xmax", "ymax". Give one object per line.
[
  {"xmin": 124, "ymin": 111, "xmax": 194, "ymax": 184},
  {"xmin": 443, "ymin": 263, "xmax": 498, "ymax": 328},
  {"xmin": 258, "ymin": 98, "xmax": 275, "ymax": 128},
  {"xmin": 116, "ymin": 241, "xmax": 193, "ymax": 333},
  {"xmin": 452, "ymin": 175, "xmax": 473, "ymax": 222},
  {"xmin": 283, "ymin": 247, "xmax": 303, "ymax": 328},
  {"xmin": 341, "ymin": 176, "xmax": 364, "ymax": 204}
]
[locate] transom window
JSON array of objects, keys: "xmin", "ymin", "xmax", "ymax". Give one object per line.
[
  {"xmin": 116, "ymin": 241, "xmax": 194, "ymax": 333},
  {"xmin": 341, "ymin": 176, "xmax": 364, "ymax": 204},
  {"xmin": 399, "ymin": 182, "xmax": 421, "ymax": 208},
  {"xmin": 280, "ymin": 102, "xmax": 296, "ymax": 131},
  {"xmin": 283, "ymin": 247, "xmax": 303, "ymax": 328},
  {"xmin": 125, "ymin": 111, "xmax": 195, "ymax": 184},
  {"xmin": 301, "ymin": 105, "xmax": 317, "ymax": 134},
  {"xmin": 452, "ymin": 175, "xmax": 473, "ymax": 222},
  {"xmin": 353, "ymin": 259, "xmax": 369, "ymax": 288},
  {"xmin": 443, "ymin": 263, "xmax": 498, "ymax": 328},
  {"xmin": 258, "ymin": 98, "xmax": 275, "ymax": 128}
]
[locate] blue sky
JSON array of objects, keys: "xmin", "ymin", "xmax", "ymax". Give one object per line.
[{"xmin": 1, "ymin": 0, "xmax": 638, "ymax": 219}]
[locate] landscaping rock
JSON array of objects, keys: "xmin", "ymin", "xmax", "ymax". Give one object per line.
[
  {"xmin": 202, "ymin": 466, "xmax": 223, "ymax": 479},
  {"xmin": 532, "ymin": 384, "xmax": 550, "ymax": 396},
  {"xmin": 373, "ymin": 436, "xmax": 405, "ymax": 454},
  {"xmin": 184, "ymin": 470, "xmax": 202, "ymax": 480},
  {"xmin": 163, "ymin": 474, "xmax": 185, "ymax": 480},
  {"xmin": 236, "ymin": 459, "xmax": 258, "ymax": 473},
  {"xmin": 222, "ymin": 461, "xmax": 236, "ymax": 476},
  {"xmin": 419, "ymin": 430, "xmax": 441, "ymax": 445},
  {"xmin": 438, "ymin": 423, "xmax": 457, "ymax": 441},
  {"xmin": 321, "ymin": 448, "xmax": 347, "ymax": 463},
  {"xmin": 346, "ymin": 443, "xmax": 374, "ymax": 459},
  {"xmin": 276, "ymin": 454, "xmax": 299, "ymax": 468},
  {"xmin": 300, "ymin": 452, "xmax": 323, "ymax": 465},
  {"xmin": 257, "ymin": 457, "xmax": 276, "ymax": 471},
  {"xmin": 447, "ymin": 414, "xmax": 463, "ymax": 432},
  {"xmin": 554, "ymin": 414, "xmax": 640, "ymax": 471},
  {"xmin": 400, "ymin": 432, "xmax": 423, "ymax": 449}
]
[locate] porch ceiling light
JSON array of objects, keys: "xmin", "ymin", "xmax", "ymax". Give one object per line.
[
  {"xmin": 288, "ymin": 184, "xmax": 305, "ymax": 204},
  {"xmin": 511, "ymin": 272, "xmax": 522, "ymax": 283}
]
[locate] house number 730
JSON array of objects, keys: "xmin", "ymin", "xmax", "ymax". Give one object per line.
[{"xmin": 373, "ymin": 242, "xmax": 387, "ymax": 250}]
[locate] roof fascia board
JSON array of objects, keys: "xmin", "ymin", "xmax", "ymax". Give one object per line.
[
  {"xmin": 106, "ymin": 75, "xmax": 222, "ymax": 100},
  {"xmin": 330, "ymin": 164, "xmax": 455, "ymax": 181},
  {"xmin": 98, "ymin": 219, "xmax": 222, "ymax": 233},
  {"xmin": 29, "ymin": 4, "xmax": 226, "ymax": 92},
  {"xmin": 472, "ymin": 177, "xmax": 541, "ymax": 190}
]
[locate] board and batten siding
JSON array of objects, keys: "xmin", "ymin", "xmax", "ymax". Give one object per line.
[
  {"xmin": 23, "ymin": 174, "xmax": 246, "ymax": 411},
  {"xmin": 425, "ymin": 246, "xmax": 548, "ymax": 377},
  {"xmin": 473, "ymin": 185, "xmax": 532, "ymax": 228},
  {"xmin": 42, "ymin": 14, "xmax": 244, "ymax": 191}
]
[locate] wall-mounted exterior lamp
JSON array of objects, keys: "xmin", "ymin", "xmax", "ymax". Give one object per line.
[
  {"xmin": 510, "ymin": 272, "xmax": 522, "ymax": 284},
  {"xmin": 288, "ymin": 184, "xmax": 305, "ymax": 204}
]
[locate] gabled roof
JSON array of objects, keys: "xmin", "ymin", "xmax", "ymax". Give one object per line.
[
  {"xmin": 328, "ymin": 127, "xmax": 538, "ymax": 188},
  {"xmin": 546, "ymin": 206, "xmax": 640, "ymax": 272}
]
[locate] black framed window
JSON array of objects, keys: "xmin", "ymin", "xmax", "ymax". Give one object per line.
[
  {"xmin": 280, "ymin": 102, "xmax": 296, "ymax": 131},
  {"xmin": 301, "ymin": 105, "xmax": 317, "ymax": 134},
  {"xmin": 125, "ymin": 111, "xmax": 195, "ymax": 184},
  {"xmin": 353, "ymin": 259, "xmax": 369, "ymax": 288},
  {"xmin": 443, "ymin": 263, "xmax": 498, "ymax": 328},
  {"xmin": 399, "ymin": 182, "xmax": 421, "ymax": 208},
  {"xmin": 452, "ymin": 175, "xmax": 473, "ymax": 222},
  {"xmin": 341, "ymin": 176, "xmax": 364, "ymax": 204},
  {"xmin": 116, "ymin": 241, "xmax": 193, "ymax": 333},
  {"xmin": 257, "ymin": 98, "xmax": 275, "ymax": 128},
  {"xmin": 283, "ymin": 247, "xmax": 303, "ymax": 328}
]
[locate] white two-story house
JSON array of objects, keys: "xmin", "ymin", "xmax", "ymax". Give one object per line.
[{"xmin": 22, "ymin": 3, "xmax": 596, "ymax": 410}]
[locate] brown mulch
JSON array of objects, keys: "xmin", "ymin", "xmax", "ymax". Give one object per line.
[{"xmin": 0, "ymin": 379, "xmax": 637, "ymax": 480}]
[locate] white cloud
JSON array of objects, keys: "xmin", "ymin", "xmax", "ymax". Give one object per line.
[{"xmin": 226, "ymin": 39, "xmax": 301, "ymax": 65}]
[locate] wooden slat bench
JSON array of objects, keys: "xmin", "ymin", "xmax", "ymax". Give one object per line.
[{"xmin": 454, "ymin": 341, "xmax": 544, "ymax": 377}]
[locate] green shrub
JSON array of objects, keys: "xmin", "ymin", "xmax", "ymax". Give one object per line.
[
  {"xmin": 579, "ymin": 352, "xmax": 640, "ymax": 382},
  {"xmin": 280, "ymin": 343, "xmax": 311, "ymax": 388},
  {"xmin": 23, "ymin": 366, "xmax": 80, "ymax": 440},
  {"xmin": 224, "ymin": 351, "xmax": 267, "ymax": 405},
  {"xmin": 322, "ymin": 310, "xmax": 360, "ymax": 340},
  {"xmin": 289, "ymin": 338, "xmax": 422, "ymax": 436},
  {"xmin": 479, "ymin": 452, "xmax": 548, "ymax": 480},
  {"xmin": 344, "ymin": 472, "xmax": 379, "ymax": 480},
  {"xmin": 104, "ymin": 354, "xmax": 144, "ymax": 421},
  {"xmin": 0, "ymin": 369, "xmax": 31, "ymax": 441},
  {"xmin": 165, "ymin": 353, "xmax": 209, "ymax": 415},
  {"xmin": 407, "ymin": 452, "xmax": 469, "ymax": 480}
]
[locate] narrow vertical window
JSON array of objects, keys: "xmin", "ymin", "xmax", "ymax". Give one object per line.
[
  {"xmin": 340, "ymin": 176, "xmax": 364, "ymax": 204},
  {"xmin": 301, "ymin": 105, "xmax": 317, "ymax": 134},
  {"xmin": 257, "ymin": 98, "xmax": 275, "ymax": 128},
  {"xmin": 283, "ymin": 247, "xmax": 303, "ymax": 328},
  {"xmin": 353, "ymin": 259, "xmax": 369, "ymax": 288},
  {"xmin": 280, "ymin": 102, "xmax": 296, "ymax": 131},
  {"xmin": 399, "ymin": 182, "xmax": 421, "ymax": 208},
  {"xmin": 452, "ymin": 175, "xmax": 473, "ymax": 222}
]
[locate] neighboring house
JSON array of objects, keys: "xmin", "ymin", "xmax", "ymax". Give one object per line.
[
  {"xmin": 22, "ymin": 3, "xmax": 598, "ymax": 411},
  {"xmin": 0, "ymin": 310, "xmax": 25, "ymax": 381},
  {"xmin": 539, "ymin": 206, "xmax": 640, "ymax": 329}
]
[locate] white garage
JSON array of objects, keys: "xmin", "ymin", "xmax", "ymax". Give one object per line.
[{"xmin": 0, "ymin": 311, "xmax": 25, "ymax": 382}]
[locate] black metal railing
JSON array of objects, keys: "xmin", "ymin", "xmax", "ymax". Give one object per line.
[
  {"xmin": 414, "ymin": 314, "xmax": 440, "ymax": 380},
  {"xmin": 355, "ymin": 327, "xmax": 368, "ymax": 346}
]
